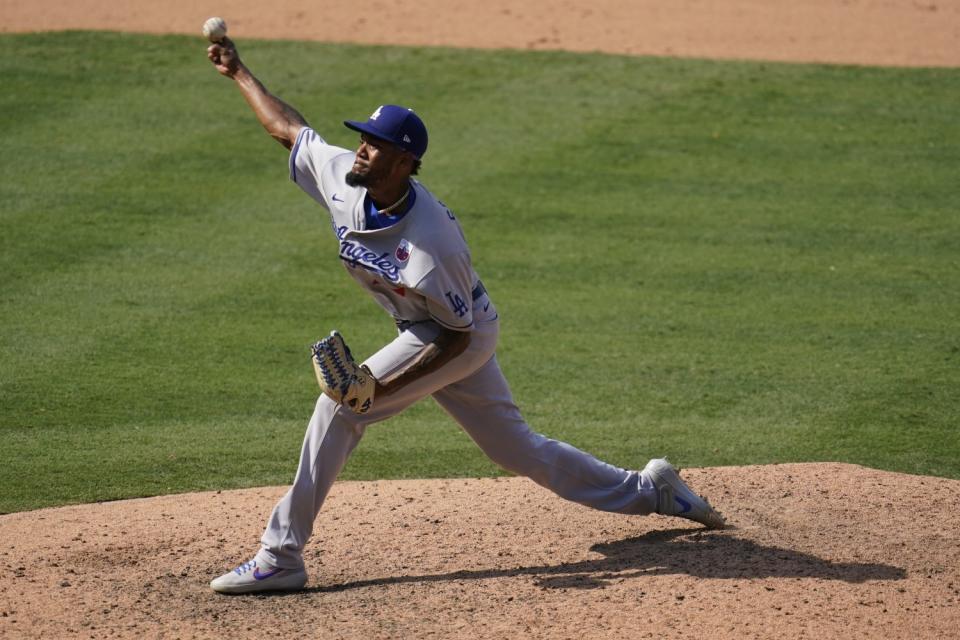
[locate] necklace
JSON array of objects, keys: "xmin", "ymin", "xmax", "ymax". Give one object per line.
[{"xmin": 378, "ymin": 187, "xmax": 411, "ymax": 216}]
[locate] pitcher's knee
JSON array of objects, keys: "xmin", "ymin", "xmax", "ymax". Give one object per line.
[
  {"xmin": 479, "ymin": 435, "xmax": 555, "ymax": 478},
  {"xmin": 487, "ymin": 453, "xmax": 529, "ymax": 477}
]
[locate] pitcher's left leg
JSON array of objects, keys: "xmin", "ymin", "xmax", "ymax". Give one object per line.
[{"xmin": 433, "ymin": 355, "xmax": 658, "ymax": 515}]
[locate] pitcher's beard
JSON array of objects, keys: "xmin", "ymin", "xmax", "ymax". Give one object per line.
[{"xmin": 345, "ymin": 171, "xmax": 367, "ymax": 187}]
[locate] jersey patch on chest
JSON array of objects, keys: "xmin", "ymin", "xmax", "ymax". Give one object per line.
[{"xmin": 395, "ymin": 239, "xmax": 411, "ymax": 264}]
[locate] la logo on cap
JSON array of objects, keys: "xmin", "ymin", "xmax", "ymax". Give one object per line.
[{"xmin": 343, "ymin": 104, "xmax": 428, "ymax": 159}]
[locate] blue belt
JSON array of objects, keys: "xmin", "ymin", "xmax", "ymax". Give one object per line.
[
  {"xmin": 472, "ymin": 281, "xmax": 487, "ymax": 301},
  {"xmin": 395, "ymin": 282, "xmax": 487, "ymax": 333}
]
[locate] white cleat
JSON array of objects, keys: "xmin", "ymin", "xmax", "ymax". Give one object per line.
[
  {"xmin": 210, "ymin": 558, "xmax": 308, "ymax": 594},
  {"xmin": 643, "ymin": 458, "xmax": 726, "ymax": 529}
]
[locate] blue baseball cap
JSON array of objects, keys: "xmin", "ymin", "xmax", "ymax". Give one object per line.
[{"xmin": 344, "ymin": 105, "xmax": 428, "ymax": 159}]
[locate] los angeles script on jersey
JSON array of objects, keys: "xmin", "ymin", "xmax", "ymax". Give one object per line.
[{"xmin": 335, "ymin": 224, "xmax": 402, "ymax": 284}]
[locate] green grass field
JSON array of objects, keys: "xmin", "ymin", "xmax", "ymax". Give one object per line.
[{"xmin": 1, "ymin": 32, "xmax": 958, "ymax": 514}]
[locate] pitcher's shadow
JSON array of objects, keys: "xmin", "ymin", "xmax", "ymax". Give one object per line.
[{"xmin": 306, "ymin": 527, "xmax": 906, "ymax": 593}]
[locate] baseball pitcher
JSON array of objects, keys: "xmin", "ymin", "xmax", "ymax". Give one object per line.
[{"xmin": 206, "ymin": 34, "xmax": 725, "ymax": 594}]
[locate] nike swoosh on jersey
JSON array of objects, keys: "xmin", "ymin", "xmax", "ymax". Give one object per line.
[{"xmin": 332, "ymin": 193, "xmax": 345, "ymax": 202}]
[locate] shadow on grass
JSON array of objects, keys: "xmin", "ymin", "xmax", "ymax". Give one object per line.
[{"xmin": 305, "ymin": 527, "xmax": 906, "ymax": 593}]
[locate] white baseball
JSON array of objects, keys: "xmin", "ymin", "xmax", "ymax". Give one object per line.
[{"xmin": 202, "ymin": 17, "xmax": 227, "ymax": 42}]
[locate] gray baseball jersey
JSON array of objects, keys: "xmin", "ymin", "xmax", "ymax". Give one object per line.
[{"xmin": 289, "ymin": 127, "xmax": 496, "ymax": 331}]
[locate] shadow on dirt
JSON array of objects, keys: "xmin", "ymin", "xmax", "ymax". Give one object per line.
[{"xmin": 309, "ymin": 528, "xmax": 907, "ymax": 593}]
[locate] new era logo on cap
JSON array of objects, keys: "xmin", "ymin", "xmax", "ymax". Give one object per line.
[{"xmin": 344, "ymin": 104, "xmax": 429, "ymax": 158}]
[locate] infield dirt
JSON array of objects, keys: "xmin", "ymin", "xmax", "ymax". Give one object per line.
[
  {"xmin": 2, "ymin": 1, "xmax": 958, "ymax": 638},
  {"xmin": 3, "ymin": 465, "xmax": 959, "ymax": 638},
  {"xmin": 2, "ymin": 0, "xmax": 958, "ymax": 66}
]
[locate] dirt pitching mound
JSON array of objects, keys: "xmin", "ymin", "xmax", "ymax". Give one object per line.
[{"xmin": 2, "ymin": 464, "xmax": 958, "ymax": 638}]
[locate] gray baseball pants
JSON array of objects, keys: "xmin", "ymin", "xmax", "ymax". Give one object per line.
[{"xmin": 256, "ymin": 318, "xmax": 658, "ymax": 570}]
